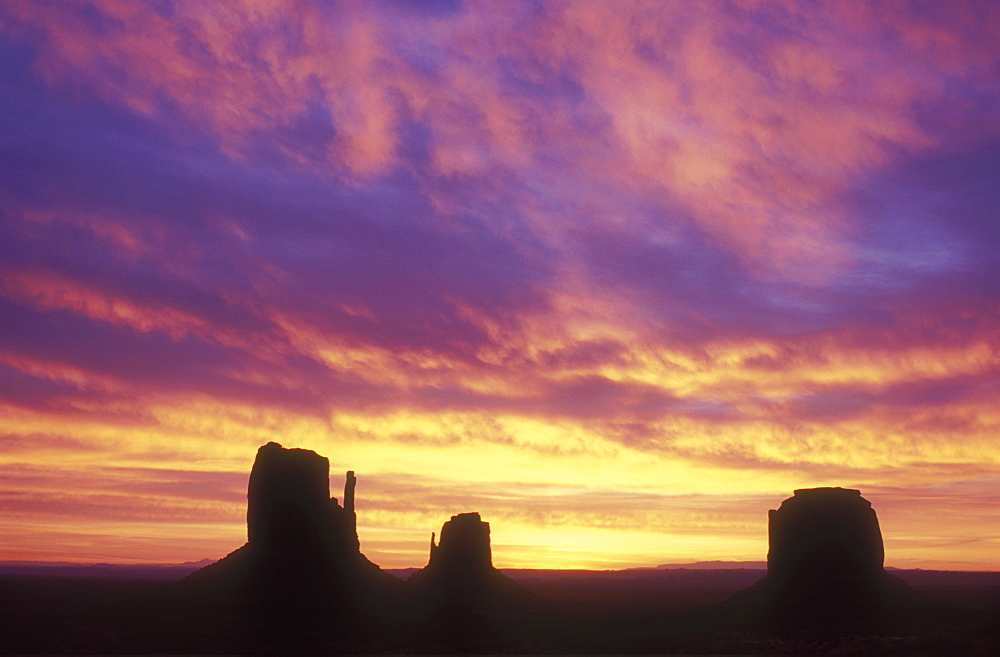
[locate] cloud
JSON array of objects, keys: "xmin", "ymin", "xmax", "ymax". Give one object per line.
[
  {"xmin": 0, "ymin": 463, "xmax": 246, "ymax": 525},
  {"xmin": 0, "ymin": 0, "xmax": 997, "ymax": 569}
]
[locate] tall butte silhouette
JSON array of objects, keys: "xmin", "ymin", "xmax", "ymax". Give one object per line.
[
  {"xmin": 726, "ymin": 487, "xmax": 944, "ymax": 631},
  {"xmin": 112, "ymin": 442, "xmax": 402, "ymax": 651}
]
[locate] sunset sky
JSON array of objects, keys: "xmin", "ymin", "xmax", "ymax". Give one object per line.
[{"xmin": 1, "ymin": 1, "xmax": 998, "ymax": 571}]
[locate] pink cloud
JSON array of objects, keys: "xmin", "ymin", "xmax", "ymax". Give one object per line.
[{"xmin": 0, "ymin": 0, "xmax": 997, "ymax": 569}]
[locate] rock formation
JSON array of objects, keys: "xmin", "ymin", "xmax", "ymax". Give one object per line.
[
  {"xmin": 409, "ymin": 512, "xmax": 539, "ymax": 613},
  {"xmin": 42, "ymin": 467, "xmax": 973, "ymax": 653},
  {"xmin": 246, "ymin": 441, "xmax": 359, "ymax": 559},
  {"xmin": 764, "ymin": 487, "xmax": 888, "ymax": 624},
  {"xmin": 428, "ymin": 512, "xmax": 494, "ymax": 574},
  {"xmin": 767, "ymin": 488, "xmax": 884, "ymax": 580},
  {"xmin": 119, "ymin": 442, "xmax": 402, "ymax": 651},
  {"xmin": 726, "ymin": 487, "xmax": 942, "ymax": 632}
]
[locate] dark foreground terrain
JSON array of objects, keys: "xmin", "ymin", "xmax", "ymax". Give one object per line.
[{"xmin": 2, "ymin": 564, "xmax": 997, "ymax": 655}]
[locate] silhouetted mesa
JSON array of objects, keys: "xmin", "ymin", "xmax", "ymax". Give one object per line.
[
  {"xmin": 115, "ymin": 442, "xmax": 401, "ymax": 652},
  {"xmin": 768, "ymin": 487, "xmax": 884, "ymax": 591},
  {"xmin": 231, "ymin": 442, "xmax": 392, "ymax": 595},
  {"xmin": 767, "ymin": 488, "xmax": 889, "ymax": 625},
  {"xmin": 409, "ymin": 512, "xmax": 540, "ymax": 616},
  {"xmin": 246, "ymin": 441, "xmax": 359, "ymax": 559},
  {"xmin": 429, "ymin": 512, "xmax": 493, "ymax": 573},
  {"xmin": 727, "ymin": 486, "xmax": 941, "ymax": 632}
]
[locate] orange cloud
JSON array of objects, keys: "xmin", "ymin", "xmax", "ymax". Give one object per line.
[{"xmin": 0, "ymin": 0, "xmax": 997, "ymax": 572}]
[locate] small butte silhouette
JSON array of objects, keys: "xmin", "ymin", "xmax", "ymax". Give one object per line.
[{"xmin": 6, "ymin": 442, "xmax": 994, "ymax": 654}]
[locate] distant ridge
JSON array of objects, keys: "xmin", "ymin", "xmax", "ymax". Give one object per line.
[
  {"xmin": 0, "ymin": 559, "xmax": 216, "ymax": 580},
  {"xmin": 645, "ymin": 560, "xmax": 767, "ymax": 570}
]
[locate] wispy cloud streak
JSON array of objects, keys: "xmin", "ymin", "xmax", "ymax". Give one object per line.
[{"xmin": 0, "ymin": 0, "xmax": 997, "ymax": 568}]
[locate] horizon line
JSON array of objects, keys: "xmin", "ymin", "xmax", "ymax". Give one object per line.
[{"xmin": 3, "ymin": 558, "xmax": 998, "ymax": 574}]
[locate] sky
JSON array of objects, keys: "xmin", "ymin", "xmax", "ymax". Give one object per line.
[{"xmin": 0, "ymin": 0, "xmax": 998, "ymax": 571}]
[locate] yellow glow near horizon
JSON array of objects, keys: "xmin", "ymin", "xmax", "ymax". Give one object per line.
[{"xmin": 0, "ymin": 0, "xmax": 998, "ymax": 575}]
